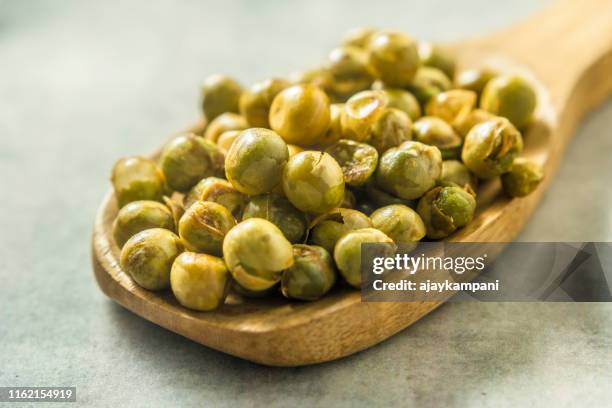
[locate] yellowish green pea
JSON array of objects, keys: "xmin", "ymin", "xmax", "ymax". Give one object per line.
[
  {"xmin": 170, "ymin": 252, "xmax": 230, "ymax": 311},
  {"xmin": 120, "ymin": 228, "xmax": 183, "ymax": 290}
]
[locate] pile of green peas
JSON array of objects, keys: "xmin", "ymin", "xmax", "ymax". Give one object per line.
[{"xmin": 110, "ymin": 27, "xmax": 544, "ymax": 311}]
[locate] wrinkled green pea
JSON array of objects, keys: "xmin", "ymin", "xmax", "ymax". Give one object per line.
[
  {"xmin": 288, "ymin": 66, "xmax": 334, "ymax": 91},
  {"xmin": 368, "ymin": 31, "xmax": 420, "ymax": 87},
  {"xmin": 325, "ymin": 139, "xmax": 379, "ymax": 187},
  {"xmin": 159, "ymin": 134, "xmax": 225, "ymax": 192},
  {"xmin": 239, "ymin": 78, "xmax": 290, "ymax": 128},
  {"xmin": 184, "ymin": 177, "xmax": 247, "ymax": 219},
  {"xmin": 223, "ymin": 218, "xmax": 294, "ymax": 290},
  {"xmin": 282, "ymin": 151, "xmax": 345, "ymax": 214},
  {"xmin": 201, "ymin": 74, "xmax": 243, "ymax": 120},
  {"xmin": 120, "ymin": 228, "xmax": 183, "ymax": 290},
  {"xmin": 281, "ymin": 245, "xmax": 336, "ymax": 301},
  {"xmin": 242, "ymin": 193, "xmax": 307, "ymax": 243},
  {"xmin": 111, "ymin": 157, "xmax": 167, "ymax": 208},
  {"xmin": 269, "ymin": 84, "xmax": 331, "ymax": 146},
  {"xmin": 455, "ymin": 68, "xmax": 497, "ymax": 96},
  {"xmin": 365, "ymin": 179, "xmax": 415, "ymax": 208},
  {"xmin": 501, "ymin": 157, "xmax": 544, "ymax": 197},
  {"xmin": 340, "ymin": 189, "xmax": 357, "ymax": 209},
  {"xmin": 225, "ymin": 128, "xmax": 289, "ymax": 195},
  {"xmin": 408, "ymin": 67, "xmax": 452, "ymax": 106},
  {"xmin": 461, "ymin": 117, "xmax": 523, "ymax": 179},
  {"xmin": 418, "ymin": 42, "xmax": 456, "ymax": 79},
  {"xmin": 417, "ymin": 186, "xmax": 476, "ymax": 239},
  {"xmin": 319, "ymin": 103, "xmax": 345, "ymax": 147},
  {"xmin": 480, "ymin": 75, "xmax": 537, "ymax": 129},
  {"xmin": 375, "ymin": 141, "xmax": 443, "ymax": 200},
  {"xmin": 342, "ymin": 27, "xmax": 377, "ymax": 49},
  {"xmin": 340, "ymin": 90, "xmax": 388, "ymax": 142},
  {"xmin": 203, "ymin": 113, "xmax": 248, "ymax": 143},
  {"xmin": 326, "ymin": 46, "xmax": 374, "ymax": 101},
  {"xmin": 453, "ymin": 109, "xmax": 496, "ymax": 138},
  {"xmin": 412, "ymin": 116, "xmax": 462, "ymax": 159},
  {"xmin": 368, "ymin": 108, "xmax": 413, "ymax": 154},
  {"xmin": 425, "ymin": 89, "xmax": 477, "ymax": 129},
  {"xmin": 334, "ymin": 228, "xmax": 395, "ymax": 288},
  {"xmin": 112, "ymin": 200, "xmax": 175, "ymax": 248},
  {"xmin": 377, "ymin": 87, "xmax": 421, "ymax": 121},
  {"xmin": 170, "ymin": 252, "xmax": 229, "ymax": 311},
  {"xmin": 439, "ymin": 160, "xmax": 478, "ymax": 193},
  {"xmin": 216, "ymin": 130, "xmax": 241, "ymax": 153},
  {"xmin": 371, "ymin": 204, "xmax": 426, "ymax": 249},
  {"xmin": 178, "ymin": 201, "xmax": 236, "ymax": 255},
  {"xmin": 309, "ymin": 208, "xmax": 372, "ymax": 254}
]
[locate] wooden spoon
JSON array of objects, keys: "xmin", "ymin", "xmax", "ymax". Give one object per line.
[{"xmin": 91, "ymin": 0, "xmax": 612, "ymax": 366}]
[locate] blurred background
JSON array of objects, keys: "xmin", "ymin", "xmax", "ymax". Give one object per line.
[{"xmin": 1, "ymin": 0, "xmax": 611, "ymax": 406}]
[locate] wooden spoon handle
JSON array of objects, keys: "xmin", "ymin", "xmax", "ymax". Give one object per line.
[{"xmin": 473, "ymin": 0, "xmax": 612, "ymax": 120}]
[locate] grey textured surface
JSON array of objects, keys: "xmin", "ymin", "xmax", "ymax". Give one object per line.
[{"xmin": 1, "ymin": 0, "xmax": 611, "ymax": 407}]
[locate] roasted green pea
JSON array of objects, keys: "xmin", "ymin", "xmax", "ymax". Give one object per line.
[
  {"xmin": 369, "ymin": 108, "xmax": 413, "ymax": 154},
  {"xmin": 412, "ymin": 116, "xmax": 462, "ymax": 159},
  {"xmin": 417, "ymin": 186, "xmax": 476, "ymax": 239},
  {"xmin": 281, "ymin": 245, "xmax": 336, "ymax": 300},
  {"xmin": 242, "ymin": 193, "xmax": 307, "ymax": 243},
  {"xmin": 425, "ymin": 89, "xmax": 477, "ymax": 129},
  {"xmin": 378, "ymin": 87, "xmax": 421, "ymax": 121},
  {"xmin": 282, "ymin": 151, "xmax": 345, "ymax": 214},
  {"xmin": 375, "ymin": 141, "xmax": 443, "ymax": 200},
  {"xmin": 368, "ymin": 31, "xmax": 420, "ymax": 87},
  {"xmin": 223, "ymin": 218, "xmax": 294, "ymax": 290},
  {"xmin": 171, "ymin": 252, "xmax": 230, "ymax": 311},
  {"xmin": 281, "ymin": 245, "xmax": 336, "ymax": 301},
  {"xmin": 501, "ymin": 158, "xmax": 544, "ymax": 197},
  {"xmin": 201, "ymin": 74, "xmax": 243, "ymax": 120},
  {"xmin": 225, "ymin": 128, "xmax": 289, "ymax": 195},
  {"xmin": 480, "ymin": 75, "xmax": 537, "ymax": 129},
  {"xmin": 365, "ymin": 179, "xmax": 415, "ymax": 208},
  {"xmin": 418, "ymin": 42, "xmax": 456, "ymax": 79},
  {"xmin": 163, "ymin": 196, "xmax": 185, "ymax": 228},
  {"xmin": 159, "ymin": 134, "xmax": 225, "ymax": 192},
  {"xmin": 120, "ymin": 228, "xmax": 183, "ymax": 290},
  {"xmin": 325, "ymin": 139, "xmax": 379, "ymax": 187},
  {"xmin": 334, "ymin": 228, "xmax": 395, "ymax": 288},
  {"xmin": 342, "ymin": 27, "xmax": 377, "ymax": 49},
  {"xmin": 216, "ymin": 130, "xmax": 241, "ymax": 153},
  {"xmin": 288, "ymin": 66, "xmax": 334, "ymax": 91},
  {"xmin": 453, "ymin": 109, "xmax": 495, "ymax": 138},
  {"xmin": 455, "ymin": 68, "xmax": 497, "ymax": 96},
  {"xmin": 184, "ymin": 177, "xmax": 246, "ymax": 219},
  {"xmin": 319, "ymin": 103, "xmax": 344, "ymax": 146},
  {"xmin": 371, "ymin": 204, "xmax": 426, "ymax": 249},
  {"xmin": 178, "ymin": 201, "xmax": 236, "ymax": 255},
  {"xmin": 111, "ymin": 157, "xmax": 167, "ymax": 208},
  {"xmin": 309, "ymin": 208, "xmax": 372, "ymax": 254},
  {"xmin": 269, "ymin": 84, "xmax": 331, "ymax": 145},
  {"xmin": 340, "ymin": 189, "xmax": 357, "ymax": 209},
  {"xmin": 326, "ymin": 46, "xmax": 374, "ymax": 101},
  {"xmin": 112, "ymin": 200, "xmax": 175, "ymax": 248},
  {"xmin": 340, "ymin": 90, "xmax": 388, "ymax": 142},
  {"xmin": 408, "ymin": 67, "xmax": 452, "ymax": 106},
  {"xmin": 461, "ymin": 117, "xmax": 523, "ymax": 179},
  {"xmin": 203, "ymin": 113, "xmax": 248, "ymax": 142},
  {"xmin": 184, "ymin": 177, "xmax": 223, "ymax": 209},
  {"xmin": 239, "ymin": 78, "xmax": 290, "ymax": 128},
  {"xmin": 439, "ymin": 160, "xmax": 478, "ymax": 193}
]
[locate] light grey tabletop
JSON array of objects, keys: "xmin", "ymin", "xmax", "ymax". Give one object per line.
[{"xmin": 1, "ymin": 0, "xmax": 611, "ymax": 406}]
